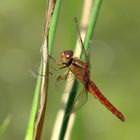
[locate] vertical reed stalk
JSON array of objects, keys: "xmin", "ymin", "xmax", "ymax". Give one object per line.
[
  {"xmin": 51, "ymin": 0, "xmax": 103, "ymax": 140},
  {"xmin": 25, "ymin": 0, "xmax": 62, "ymax": 140}
]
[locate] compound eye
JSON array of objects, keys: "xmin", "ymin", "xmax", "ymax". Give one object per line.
[{"xmin": 66, "ymin": 54, "xmax": 70, "ymax": 58}]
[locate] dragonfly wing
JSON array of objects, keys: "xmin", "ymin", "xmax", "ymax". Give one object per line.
[
  {"xmin": 69, "ymin": 84, "xmax": 88, "ymax": 113},
  {"xmin": 74, "ymin": 17, "xmax": 91, "ymax": 69},
  {"xmin": 54, "ymin": 70, "xmax": 75, "ymax": 93}
]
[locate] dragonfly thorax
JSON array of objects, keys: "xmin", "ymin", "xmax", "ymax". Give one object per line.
[{"xmin": 61, "ymin": 50, "xmax": 73, "ymax": 66}]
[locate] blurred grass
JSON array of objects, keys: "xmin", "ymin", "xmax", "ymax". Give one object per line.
[
  {"xmin": 0, "ymin": 115, "xmax": 11, "ymax": 136},
  {"xmin": 0, "ymin": 0, "xmax": 140, "ymax": 140}
]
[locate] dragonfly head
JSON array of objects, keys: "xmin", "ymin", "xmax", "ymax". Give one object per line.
[{"xmin": 61, "ymin": 50, "xmax": 73, "ymax": 66}]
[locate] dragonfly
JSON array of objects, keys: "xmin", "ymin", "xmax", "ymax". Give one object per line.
[{"xmin": 50, "ymin": 18, "xmax": 125, "ymax": 122}]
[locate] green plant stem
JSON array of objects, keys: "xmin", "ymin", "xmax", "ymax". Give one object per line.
[
  {"xmin": 53, "ymin": 0, "xmax": 103, "ymax": 140},
  {"xmin": 84, "ymin": 0, "xmax": 102, "ymax": 50},
  {"xmin": 59, "ymin": 81, "xmax": 79, "ymax": 140},
  {"xmin": 25, "ymin": 0, "xmax": 62, "ymax": 140},
  {"xmin": 48, "ymin": 0, "xmax": 62, "ymax": 54}
]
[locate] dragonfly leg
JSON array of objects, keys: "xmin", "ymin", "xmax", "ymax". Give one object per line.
[
  {"xmin": 48, "ymin": 55, "xmax": 62, "ymax": 66},
  {"xmin": 48, "ymin": 54, "xmax": 69, "ymax": 71},
  {"xmin": 56, "ymin": 70, "xmax": 70, "ymax": 81},
  {"xmin": 36, "ymin": 71, "xmax": 52, "ymax": 79}
]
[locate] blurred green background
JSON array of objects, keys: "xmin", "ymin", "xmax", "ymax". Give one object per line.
[{"xmin": 0, "ymin": 0, "xmax": 140, "ymax": 140}]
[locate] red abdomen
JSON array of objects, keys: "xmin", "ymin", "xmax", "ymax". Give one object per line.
[{"xmin": 87, "ymin": 80, "xmax": 125, "ymax": 121}]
